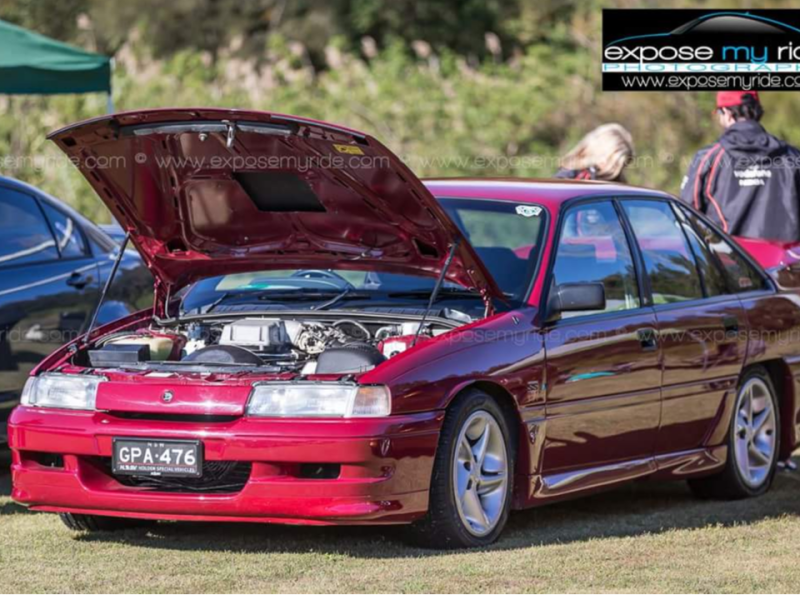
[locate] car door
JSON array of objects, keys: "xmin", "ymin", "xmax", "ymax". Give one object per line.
[
  {"xmin": 0, "ymin": 186, "xmax": 100, "ymax": 427},
  {"xmin": 542, "ymin": 199, "xmax": 662, "ymax": 486},
  {"xmin": 620, "ymin": 198, "xmax": 748, "ymax": 457}
]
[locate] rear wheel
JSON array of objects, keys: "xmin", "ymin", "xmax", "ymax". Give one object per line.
[
  {"xmin": 688, "ymin": 366, "xmax": 779, "ymax": 500},
  {"xmin": 59, "ymin": 513, "xmax": 144, "ymax": 532},
  {"xmin": 407, "ymin": 389, "xmax": 514, "ymax": 548}
]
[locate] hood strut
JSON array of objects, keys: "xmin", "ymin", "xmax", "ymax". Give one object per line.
[
  {"xmin": 413, "ymin": 237, "xmax": 461, "ymax": 347},
  {"xmin": 83, "ymin": 233, "xmax": 130, "ymax": 344}
]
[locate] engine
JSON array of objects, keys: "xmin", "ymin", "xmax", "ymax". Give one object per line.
[{"xmin": 86, "ymin": 316, "xmax": 450, "ymax": 376}]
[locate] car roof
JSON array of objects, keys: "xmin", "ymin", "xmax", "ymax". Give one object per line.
[{"xmin": 423, "ymin": 178, "xmax": 674, "ymax": 213}]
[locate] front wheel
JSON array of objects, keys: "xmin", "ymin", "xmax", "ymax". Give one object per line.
[
  {"xmin": 407, "ymin": 389, "xmax": 514, "ymax": 548},
  {"xmin": 689, "ymin": 366, "xmax": 780, "ymax": 500}
]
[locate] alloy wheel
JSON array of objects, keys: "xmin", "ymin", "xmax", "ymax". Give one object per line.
[
  {"xmin": 452, "ymin": 410, "xmax": 509, "ymax": 536},
  {"xmin": 734, "ymin": 377, "xmax": 777, "ymax": 488}
]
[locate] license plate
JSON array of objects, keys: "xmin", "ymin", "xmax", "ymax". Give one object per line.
[{"xmin": 112, "ymin": 438, "xmax": 202, "ymax": 478}]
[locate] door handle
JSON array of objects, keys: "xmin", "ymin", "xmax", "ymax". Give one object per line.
[
  {"xmin": 636, "ymin": 328, "xmax": 659, "ymax": 352},
  {"xmin": 66, "ymin": 271, "xmax": 91, "ymax": 290},
  {"xmin": 723, "ymin": 316, "xmax": 740, "ymax": 337}
]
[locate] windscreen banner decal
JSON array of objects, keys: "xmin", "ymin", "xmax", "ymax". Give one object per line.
[{"xmin": 516, "ymin": 205, "xmax": 542, "ymax": 218}]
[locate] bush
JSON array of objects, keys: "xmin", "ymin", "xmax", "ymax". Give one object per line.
[{"xmin": 2, "ymin": 23, "xmax": 799, "ymax": 223}]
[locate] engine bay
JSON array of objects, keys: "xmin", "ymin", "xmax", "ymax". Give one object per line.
[{"xmin": 82, "ymin": 315, "xmax": 458, "ymax": 376}]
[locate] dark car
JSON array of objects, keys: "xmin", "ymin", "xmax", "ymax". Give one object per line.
[
  {"xmin": 8, "ymin": 109, "xmax": 800, "ymax": 549},
  {"xmin": 0, "ymin": 176, "xmax": 152, "ymax": 443},
  {"xmin": 98, "ymin": 221, "xmax": 127, "ymax": 245}
]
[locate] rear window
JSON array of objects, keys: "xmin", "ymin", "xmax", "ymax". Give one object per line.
[
  {"xmin": 622, "ymin": 201, "xmax": 703, "ymax": 305},
  {"xmin": 678, "ymin": 206, "xmax": 769, "ymax": 293}
]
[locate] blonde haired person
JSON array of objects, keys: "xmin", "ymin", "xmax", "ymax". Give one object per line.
[{"xmin": 555, "ymin": 123, "xmax": 634, "ymax": 182}]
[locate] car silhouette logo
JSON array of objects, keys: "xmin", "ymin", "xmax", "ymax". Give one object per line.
[{"xmin": 606, "ymin": 12, "xmax": 800, "ymax": 47}]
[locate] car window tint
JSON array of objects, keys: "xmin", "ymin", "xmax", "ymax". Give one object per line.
[
  {"xmin": 0, "ymin": 188, "xmax": 59, "ymax": 267},
  {"xmin": 552, "ymin": 200, "xmax": 639, "ymax": 317},
  {"xmin": 678, "ymin": 206, "xmax": 769, "ymax": 293},
  {"xmin": 673, "ymin": 204, "xmax": 728, "ymax": 296},
  {"xmin": 622, "ymin": 200, "xmax": 702, "ymax": 305},
  {"xmin": 40, "ymin": 201, "xmax": 88, "ymax": 258}
]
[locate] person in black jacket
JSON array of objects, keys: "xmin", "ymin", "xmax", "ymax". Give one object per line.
[{"xmin": 680, "ymin": 91, "xmax": 800, "ymax": 241}]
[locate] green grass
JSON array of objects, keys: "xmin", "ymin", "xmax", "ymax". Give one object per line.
[{"xmin": 1, "ymin": 457, "xmax": 800, "ymax": 593}]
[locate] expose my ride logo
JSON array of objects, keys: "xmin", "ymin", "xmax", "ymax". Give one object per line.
[{"xmin": 603, "ymin": 10, "xmax": 800, "ymax": 91}]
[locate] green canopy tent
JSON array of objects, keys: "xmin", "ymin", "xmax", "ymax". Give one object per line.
[{"xmin": 0, "ymin": 18, "xmax": 113, "ymax": 111}]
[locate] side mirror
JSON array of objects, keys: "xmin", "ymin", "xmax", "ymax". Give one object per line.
[{"xmin": 545, "ymin": 282, "xmax": 606, "ymax": 322}]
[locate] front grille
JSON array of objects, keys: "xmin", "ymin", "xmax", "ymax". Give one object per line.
[
  {"xmin": 101, "ymin": 458, "xmax": 251, "ymax": 494},
  {"xmin": 107, "ymin": 412, "xmax": 240, "ymax": 424}
]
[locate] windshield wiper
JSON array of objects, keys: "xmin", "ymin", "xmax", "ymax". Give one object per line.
[
  {"xmin": 311, "ymin": 288, "xmax": 370, "ymax": 310},
  {"xmin": 197, "ymin": 289, "xmax": 369, "ymax": 314},
  {"xmin": 387, "ymin": 289, "xmax": 481, "ymax": 299},
  {"xmin": 202, "ymin": 291, "xmax": 232, "ymax": 314},
  {"xmin": 256, "ymin": 290, "xmax": 362, "ymax": 301}
]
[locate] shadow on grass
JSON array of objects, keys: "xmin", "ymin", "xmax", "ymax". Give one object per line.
[
  {"xmin": 0, "ymin": 471, "xmax": 29, "ymax": 515},
  {"xmin": 1, "ymin": 501, "xmax": 28, "ymax": 516},
  {"xmin": 54, "ymin": 469, "xmax": 800, "ymax": 558}
]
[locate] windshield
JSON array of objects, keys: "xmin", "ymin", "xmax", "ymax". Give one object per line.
[{"xmin": 180, "ymin": 198, "xmax": 546, "ymax": 316}]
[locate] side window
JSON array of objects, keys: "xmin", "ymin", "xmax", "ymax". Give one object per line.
[
  {"xmin": 679, "ymin": 206, "xmax": 769, "ymax": 293},
  {"xmin": 552, "ymin": 200, "xmax": 640, "ymax": 317},
  {"xmin": 0, "ymin": 188, "xmax": 59, "ymax": 267},
  {"xmin": 673, "ymin": 203, "xmax": 728, "ymax": 296},
  {"xmin": 39, "ymin": 201, "xmax": 88, "ymax": 259},
  {"xmin": 622, "ymin": 200, "xmax": 703, "ymax": 305}
]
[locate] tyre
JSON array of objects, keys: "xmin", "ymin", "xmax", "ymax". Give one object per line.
[
  {"xmin": 59, "ymin": 513, "xmax": 144, "ymax": 532},
  {"xmin": 407, "ymin": 389, "xmax": 515, "ymax": 548},
  {"xmin": 688, "ymin": 366, "xmax": 780, "ymax": 500}
]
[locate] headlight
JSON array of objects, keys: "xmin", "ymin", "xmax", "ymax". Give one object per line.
[
  {"xmin": 20, "ymin": 373, "xmax": 105, "ymax": 411},
  {"xmin": 247, "ymin": 383, "xmax": 391, "ymax": 418}
]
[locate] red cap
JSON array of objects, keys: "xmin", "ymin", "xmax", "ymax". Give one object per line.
[{"xmin": 716, "ymin": 90, "xmax": 760, "ymax": 109}]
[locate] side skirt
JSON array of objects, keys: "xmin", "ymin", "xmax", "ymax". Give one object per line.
[{"xmin": 522, "ymin": 446, "xmax": 727, "ymax": 506}]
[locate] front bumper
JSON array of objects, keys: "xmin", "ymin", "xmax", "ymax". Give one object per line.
[{"xmin": 9, "ymin": 407, "xmax": 442, "ymax": 525}]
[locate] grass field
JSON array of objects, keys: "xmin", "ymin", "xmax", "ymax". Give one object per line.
[{"xmin": 1, "ymin": 456, "xmax": 800, "ymax": 594}]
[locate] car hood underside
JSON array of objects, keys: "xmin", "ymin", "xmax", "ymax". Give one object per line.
[{"xmin": 49, "ymin": 108, "xmax": 503, "ymax": 306}]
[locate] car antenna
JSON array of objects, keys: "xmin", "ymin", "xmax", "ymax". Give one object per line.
[
  {"xmin": 83, "ymin": 232, "xmax": 130, "ymax": 345},
  {"xmin": 413, "ymin": 236, "xmax": 461, "ymax": 347}
]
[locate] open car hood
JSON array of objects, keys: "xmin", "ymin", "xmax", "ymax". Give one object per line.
[{"xmin": 49, "ymin": 108, "xmax": 503, "ymax": 306}]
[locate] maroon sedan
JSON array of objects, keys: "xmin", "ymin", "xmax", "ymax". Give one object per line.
[{"xmin": 8, "ymin": 109, "xmax": 800, "ymax": 548}]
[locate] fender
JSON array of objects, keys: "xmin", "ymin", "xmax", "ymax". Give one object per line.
[{"xmin": 31, "ymin": 309, "xmax": 154, "ymax": 375}]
